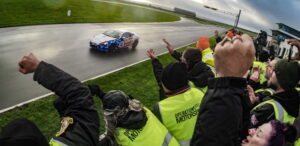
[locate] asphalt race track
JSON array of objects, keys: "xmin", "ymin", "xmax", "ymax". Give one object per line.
[{"xmin": 0, "ymin": 18, "xmax": 225, "ymax": 111}]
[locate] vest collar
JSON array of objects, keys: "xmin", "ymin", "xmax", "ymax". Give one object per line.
[{"xmin": 165, "ymin": 85, "xmax": 191, "ymax": 97}]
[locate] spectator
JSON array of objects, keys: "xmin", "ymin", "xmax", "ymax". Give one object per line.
[
  {"xmin": 196, "ymin": 36, "xmax": 215, "ymax": 67},
  {"xmin": 242, "ymin": 120, "xmax": 297, "ymax": 146},
  {"xmin": 0, "ymin": 118, "xmax": 48, "ymax": 146},
  {"xmin": 148, "ymin": 62, "xmax": 204, "ymax": 146},
  {"xmin": 249, "ymin": 59, "xmax": 300, "ymax": 131},
  {"xmin": 0, "ymin": 53, "xmax": 100, "ymax": 146},
  {"xmin": 89, "ymin": 86, "xmax": 180, "ymax": 146},
  {"xmin": 249, "ymin": 50, "xmax": 270, "ymax": 85},
  {"xmin": 148, "ymin": 40, "xmax": 214, "ymax": 98},
  {"xmin": 214, "ymin": 30, "xmax": 222, "ymax": 43},
  {"xmin": 267, "ymin": 38, "xmax": 279, "ymax": 60},
  {"xmin": 191, "ymin": 34, "xmax": 256, "ymax": 146}
]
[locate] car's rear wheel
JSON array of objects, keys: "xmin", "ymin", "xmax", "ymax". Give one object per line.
[
  {"xmin": 132, "ymin": 40, "xmax": 139, "ymax": 50},
  {"xmin": 109, "ymin": 44, "xmax": 117, "ymax": 52}
]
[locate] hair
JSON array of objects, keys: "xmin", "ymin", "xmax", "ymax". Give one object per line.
[
  {"xmin": 266, "ymin": 120, "xmax": 297, "ymax": 146},
  {"xmin": 104, "ymin": 99, "xmax": 144, "ymax": 146},
  {"xmin": 183, "ymin": 47, "xmax": 202, "ymax": 68},
  {"xmin": 258, "ymin": 50, "xmax": 270, "ymax": 62}
]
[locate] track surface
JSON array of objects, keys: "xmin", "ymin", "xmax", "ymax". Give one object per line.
[{"xmin": 0, "ymin": 18, "xmax": 224, "ymax": 110}]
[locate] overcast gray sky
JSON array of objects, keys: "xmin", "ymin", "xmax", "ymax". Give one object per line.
[{"xmin": 128, "ymin": 0, "xmax": 300, "ymax": 34}]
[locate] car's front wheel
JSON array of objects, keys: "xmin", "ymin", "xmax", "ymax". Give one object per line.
[{"xmin": 109, "ymin": 44, "xmax": 117, "ymax": 52}]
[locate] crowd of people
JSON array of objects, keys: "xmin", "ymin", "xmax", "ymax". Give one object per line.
[{"xmin": 0, "ymin": 29, "xmax": 300, "ymax": 146}]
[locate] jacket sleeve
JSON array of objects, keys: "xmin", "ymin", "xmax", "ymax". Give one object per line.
[
  {"xmin": 33, "ymin": 61, "xmax": 99, "ymax": 145},
  {"xmin": 151, "ymin": 59, "xmax": 166, "ymax": 100},
  {"xmin": 249, "ymin": 104, "xmax": 275, "ymax": 129},
  {"xmin": 171, "ymin": 50, "xmax": 182, "ymax": 62},
  {"xmin": 191, "ymin": 77, "xmax": 248, "ymax": 146}
]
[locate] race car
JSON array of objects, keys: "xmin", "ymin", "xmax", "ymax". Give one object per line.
[{"xmin": 89, "ymin": 30, "xmax": 139, "ymax": 52}]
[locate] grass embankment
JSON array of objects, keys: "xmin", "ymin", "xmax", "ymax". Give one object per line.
[
  {"xmin": 0, "ymin": 0, "xmax": 180, "ymax": 27},
  {"xmin": 0, "ymin": 43, "xmax": 196, "ymax": 140}
]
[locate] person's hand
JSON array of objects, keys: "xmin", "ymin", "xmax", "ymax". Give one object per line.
[
  {"xmin": 88, "ymin": 84, "xmax": 105, "ymax": 99},
  {"xmin": 162, "ymin": 38, "xmax": 174, "ymax": 54},
  {"xmin": 18, "ymin": 53, "xmax": 41, "ymax": 74},
  {"xmin": 247, "ymin": 85, "xmax": 257, "ymax": 104},
  {"xmin": 250, "ymin": 66, "xmax": 261, "ymax": 82},
  {"xmin": 146, "ymin": 49, "xmax": 157, "ymax": 59},
  {"xmin": 288, "ymin": 39, "xmax": 300, "ymax": 60},
  {"xmin": 288, "ymin": 39, "xmax": 300, "ymax": 49},
  {"xmin": 214, "ymin": 34, "xmax": 255, "ymax": 77}
]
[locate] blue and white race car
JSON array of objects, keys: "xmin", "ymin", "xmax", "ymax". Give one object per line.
[{"xmin": 89, "ymin": 30, "xmax": 139, "ymax": 52}]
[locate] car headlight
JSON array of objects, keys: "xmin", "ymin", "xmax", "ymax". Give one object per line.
[{"xmin": 101, "ymin": 42, "xmax": 108, "ymax": 45}]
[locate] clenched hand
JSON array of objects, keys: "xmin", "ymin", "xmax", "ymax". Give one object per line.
[
  {"xmin": 18, "ymin": 53, "xmax": 41, "ymax": 74},
  {"xmin": 214, "ymin": 34, "xmax": 255, "ymax": 77}
]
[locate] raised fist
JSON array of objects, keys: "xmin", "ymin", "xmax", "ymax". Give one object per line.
[
  {"xmin": 18, "ymin": 53, "xmax": 41, "ymax": 74},
  {"xmin": 214, "ymin": 34, "xmax": 255, "ymax": 77}
]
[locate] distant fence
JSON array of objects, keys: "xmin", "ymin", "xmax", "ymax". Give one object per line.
[{"xmin": 174, "ymin": 7, "xmax": 196, "ymax": 18}]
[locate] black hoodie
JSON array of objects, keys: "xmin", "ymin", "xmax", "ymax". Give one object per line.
[
  {"xmin": 249, "ymin": 89, "xmax": 300, "ymax": 129},
  {"xmin": 187, "ymin": 61, "xmax": 214, "ymax": 88}
]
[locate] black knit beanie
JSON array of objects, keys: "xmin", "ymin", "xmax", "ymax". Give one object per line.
[
  {"xmin": 162, "ymin": 62, "xmax": 188, "ymax": 91},
  {"xmin": 102, "ymin": 90, "xmax": 129, "ymax": 111},
  {"xmin": 274, "ymin": 59, "xmax": 300, "ymax": 90}
]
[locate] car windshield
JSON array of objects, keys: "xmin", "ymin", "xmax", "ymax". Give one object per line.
[{"xmin": 103, "ymin": 30, "xmax": 121, "ymax": 38}]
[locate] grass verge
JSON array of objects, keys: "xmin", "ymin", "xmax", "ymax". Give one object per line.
[{"xmin": 0, "ymin": 0, "xmax": 180, "ymax": 27}]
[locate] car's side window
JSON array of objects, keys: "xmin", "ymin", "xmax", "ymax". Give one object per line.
[{"xmin": 122, "ymin": 32, "xmax": 132, "ymax": 38}]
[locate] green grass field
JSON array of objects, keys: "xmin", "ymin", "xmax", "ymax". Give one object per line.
[{"xmin": 0, "ymin": 0, "xmax": 180, "ymax": 27}]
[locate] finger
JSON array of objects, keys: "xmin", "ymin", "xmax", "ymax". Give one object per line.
[
  {"xmin": 19, "ymin": 68, "xmax": 27, "ymax": 74},
  {"xmin": 219, "ymin": 37, "xmax": 231, "ymax": 46},
  {"xmin": 162, "ymin": 39, "xmax": 170, "ymax": 45}
]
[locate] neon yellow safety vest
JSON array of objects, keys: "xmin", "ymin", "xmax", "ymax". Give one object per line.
[
  {"xmin": 252, "ymin": 61, "xmax": 267, "ymax": 84},
  {"xmin": 252, "ymin": 99, "xmax": 295, "ymax": 124},
  {"xmin": 252, "ymin": 99, "xmax": 300, "ymax": 145},
  {"xmin": 201, "ymin": 48, "xmax": 214, "ymax": 67},
  {"xmin": 189, "ymin": 81, "xmax": 207, "ymax": 93},
  {"xmin": 116, "ymin": 108, "xmax": 180, "ymax": 146},
  {"xmin": 158, "ymin": 88, "xmax": 204, "ymax": 146},
  {"xmin": 49, "ymin": 138, "xmax": 68, "ymax": 146},
  {"xmin": 296, "ymin": 88, "xmax": 300, "ymax": 91},
  {"xmin": 254, "ymin": 88, "xmax": 275, "ymax": 95}
]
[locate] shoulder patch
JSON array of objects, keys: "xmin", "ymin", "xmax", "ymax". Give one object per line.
[{"xmin": 56, "ymin": 117, "xmax": 74, "ymax": 137}]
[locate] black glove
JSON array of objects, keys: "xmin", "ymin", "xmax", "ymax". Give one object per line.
[{"xmin": 88, "ymin": 84, "xmax": 106, "ymax": 99}]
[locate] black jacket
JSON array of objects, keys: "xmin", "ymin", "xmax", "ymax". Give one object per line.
[
  {"xmin": 191, "ymin": 77, "xmax": 250, "ymax": 146},
  {"xmin": 34, "ymin": 62, "xmax": 100, "ymax": 146},
  {"xmin": 151, "ymin": 52, "xmax": 214, "ymax": 100},
  {"xmin": 171, "ymin": 50, "xmax": 214, "ymax": 88},
  {"xmin": 249, "ymin": 89, "xmax": 300, "ymax": 129}
]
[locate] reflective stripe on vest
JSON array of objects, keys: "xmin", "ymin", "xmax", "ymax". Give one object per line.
[
  {"xmin": 49, "ymin": 138, "xmax": 68, "ymax": 146},
  {"xmin": 163, "ymin": 132, "xmax": 173, "ymax": 146},
  {"xmin": 255, "ymin": 88, "xmax": 275, "ymax": 95},
  {"xmin": 116, "ymin": 108, "xmax": 180, "ymax": 146},
  {"xmin": 252, "ymin": 99, "xmax": 295, "ymax": 123},
  {"xmin": 158, "ymin": 88, "xmax": 204, "ymax": 146},
  {"xmin": 179, "ymin": 140, "xmax": 190, "ymax": 146}
]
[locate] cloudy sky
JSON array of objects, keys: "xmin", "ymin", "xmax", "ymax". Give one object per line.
[{"xmin": 127, "ymin": 0, "xmax": 300, "ymax": 34}]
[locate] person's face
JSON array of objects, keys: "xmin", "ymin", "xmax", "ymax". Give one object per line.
[
  {"xmin": 215, "ymin": 31, "xmax": 219, "ymax": 36},
  {"xmin": 265, "ymin": 60, "xmax": 277, "ymax": 79},
  {"xmin": 242, "ymin": 123, "xmax": 273, "ymax": 146}
]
